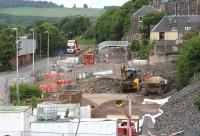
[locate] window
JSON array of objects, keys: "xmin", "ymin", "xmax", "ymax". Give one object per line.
[
  {"xmin": 185, "ymin": 27, "xmax": 191, "ymax": 31},
  {"xmin": 159, "ymin": 32, "xmax": 165, "ymax": 40},
  {"xmin": 139, "ymin": 16, "xmax": 143, "ymax": 22}
]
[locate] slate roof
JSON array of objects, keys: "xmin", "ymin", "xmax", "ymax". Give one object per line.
[
  {"xmin": 132, "ymin": 6, "xmax": 158, "ymax": 16},
  {"xmin": 151, "ymin": 15, "xmax": 200, "ymax": 32},
  {"xmin": 160, "ymin": 0, "xmax": 192, "ymax": 3}
]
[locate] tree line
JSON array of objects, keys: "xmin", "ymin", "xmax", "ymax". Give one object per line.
[
  {"xmin": 0, "ymin": 16, "xmax": 91, "ymax": 71},
  {"xmin": 0, "ymin": 0, "xmax": 63, "ymax": 8}
]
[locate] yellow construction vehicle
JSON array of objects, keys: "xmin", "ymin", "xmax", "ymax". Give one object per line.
[{"xmin": 120, "ymin": 64, "xmax": 141, "ymax": 92}]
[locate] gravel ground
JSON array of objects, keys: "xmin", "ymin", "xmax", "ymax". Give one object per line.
[
  {"xmin": 94, "ymin": 100, "xmax": 160, "ymax": 118},
  {"xmin": 155, "ymin": 81, "xmax": 200, "ymax": 135}
]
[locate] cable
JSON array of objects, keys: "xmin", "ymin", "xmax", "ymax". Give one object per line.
[{"xmin": 74, "ymin": 115, "xmax": 80, "ymax": 136}]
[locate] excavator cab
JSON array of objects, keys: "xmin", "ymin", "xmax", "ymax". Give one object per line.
[{"xmin": 120, "ymin": 64, "xmax": 141, "ymax": 91}]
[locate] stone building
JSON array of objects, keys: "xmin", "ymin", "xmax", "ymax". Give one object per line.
[
  {"xmin": 128, "ymin": 6, "xmax": 158, "ymax": 40},
  {"xmin": 151, "ymin": 0, "xmax": 200, "ymax": 15}
]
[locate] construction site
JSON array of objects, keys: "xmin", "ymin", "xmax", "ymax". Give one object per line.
[{"xmin": 3, "ymin": 40, "xmax": 199, "ymax": 136}]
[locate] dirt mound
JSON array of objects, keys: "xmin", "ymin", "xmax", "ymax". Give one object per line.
[
  {"xmin": 155, "ymin": 81, "xmax": 200, "ymax": 135},
  {"xmin": 94, "ymin": 100, "xmax": 159, "ymax": 118}
]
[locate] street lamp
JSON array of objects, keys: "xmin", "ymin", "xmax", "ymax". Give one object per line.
[
  {"xmin": 12, "ymin": 27, "xmax": 19, "ymax": 104},
  {"xmin": 30, "ymin": 29, "xmax": 35, "ymax": 72},
  {"xmin": 44, "ymin": 31, "xmax": 49, "ymax": 71}
]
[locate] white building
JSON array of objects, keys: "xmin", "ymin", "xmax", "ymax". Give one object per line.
[
  {"xmin": 31, "ymin": 118, "xmax": 117, "ymax": 136},
  {"xmin": 0, "ymin": 106, "xmax": 34, "ymax": 136}
]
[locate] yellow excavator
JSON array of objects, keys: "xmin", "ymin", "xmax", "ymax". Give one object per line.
[{"xmin": 120, "ymin": 64, "xmax": 141, "ymax": 92}]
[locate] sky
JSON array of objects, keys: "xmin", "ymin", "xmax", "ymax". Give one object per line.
[{"xmin": 43, "ymin": 0, "xmax": 129, "ymax": 8}]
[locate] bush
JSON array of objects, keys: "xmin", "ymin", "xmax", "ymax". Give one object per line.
[
  {"xmin": 10, "ymin": 83, "xmax": 42, "ymax": 102},
  {"xmin": 176, "ymin": 36, "xmax": 200, "ymax": 89},
  {"xmin": 31, "ymin": 96, "xmax": 38, "ymax": 108},
  {"xmin": 194, "ymin": 94, "xmax": 200, "ymax": 111},
  {"xmin": 134, "ymin": 40, "xmax": 156, "ymax": 59}
]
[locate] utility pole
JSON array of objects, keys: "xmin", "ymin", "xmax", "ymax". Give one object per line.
[
  {"xmin": 12, "ymin": 27, "xmax": 20, "ymax": 104},
  {"xmin": 40, "ymin": 33, "xmax": 42, "ymax": 59},
  {"xmin": 44, "ymin": 31, "xmax": 50, "ymax": 72},
  {"xmin": 30, "ymin": 29, "xmax": 35, "ymax": 72},
  {"xmin": 128, "ymin": 95, "xmax": 132, "ymax": 136}
]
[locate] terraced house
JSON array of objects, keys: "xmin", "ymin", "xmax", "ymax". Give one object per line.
[{"xmin": 151, "ymin": 0, "xmax": 200, "ymax": 15}]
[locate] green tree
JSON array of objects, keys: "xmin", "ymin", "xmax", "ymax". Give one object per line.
[
  {"xmin": 35, "ymin": 21, "xmax": 65, "ymax": 56},
  {"xmin": 0, "ymin": 28, "xmax": 16, "ymax": 70},
  {"xmin": 176, "ymin": 36, "xmax": 200, "ymax": 89},
  {"xmin": 95, "ymin": 0, "xmax": 149, "ymax": 43},
  {"xmin": 141, "ymin": 11, "xmax": 165, "ymax": 39},
  {"xmin": 61, "ymin": 16, "xmax": 91, "ymax": 38}
]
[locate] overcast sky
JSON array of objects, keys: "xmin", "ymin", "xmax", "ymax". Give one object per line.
[{"xmin": 42, "ymin": 0, "xmax": 129, "ymax": 8}]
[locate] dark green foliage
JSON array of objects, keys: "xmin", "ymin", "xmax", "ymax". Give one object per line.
[
  {"xmin": 10, "ymin": 83, "xmax": 42, "ymax": 102},
  {"xmin": 176, "ymin": 36, "xmax": 200, "ymax": 89},
  {"xmin": 0, "ymin": 0, "xmax": 62, "ymax": 8},
  {"xmin": 141, "ymin": 11, "xmax": 165, "ymax": 39},
  {"xmin": 60, "ymin": 16, "xmax": 91, "ymax": 38},
  {"xmin": 82, "ymin": 25, "xmax": 96, "ymax": 39},
  {"xmin": 35, "ymin": 21, "xmax": 66, "ymax": 56},
  {"xmin": 0, "ymin": 27, "xmax": 16, "ymax": 70},
  {"xmin": 131, "ymin": 40, "xmax": 155, "ymax": 59},
  {"xmin": 131, "ymin": 40, "xmax": 140, "ymax": 51},
  {"xmin": 194, "ymin": 93, "xmax": 200, "ymax": 111},
  {"xmin": 31, "ymin": 96, "xmax": 38, "ymax": 108},
  {"xmin": 95, "ymin": 0, "xmax": 149, "ymax": 43}
]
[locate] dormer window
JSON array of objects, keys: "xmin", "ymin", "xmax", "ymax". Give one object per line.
[
  {"xmin": 185, "ymin": 27, "xmax": 191, "ymax": 31},
  {"xmin": 139, "ymin": 16, "xmax": 143, "ymax": 22}
]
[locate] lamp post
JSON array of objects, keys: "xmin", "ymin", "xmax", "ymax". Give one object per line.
[
  {"xmin": 44, "ymin": 31, "xmax": 49, "ymax": 71},
  {"xmin": 30, "ymin": 29, "xmax": 35, "ymax": 72},
  {"xmin": 12, "ymin": 27, "xmax": 19, "ymax": 104}
]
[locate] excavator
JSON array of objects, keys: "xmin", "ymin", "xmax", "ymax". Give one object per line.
[
  {"xmin": 120, "ymin": 64, "xmax": 141, "ymax": 92},
  {"xmin": 120, "ymin": 64, "xmax": 169, "ymax": 95}
]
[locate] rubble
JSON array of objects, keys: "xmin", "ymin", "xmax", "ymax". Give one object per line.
[{"xmin": 155, "ymin": 81, "xmax": 200, "ymax": 136}]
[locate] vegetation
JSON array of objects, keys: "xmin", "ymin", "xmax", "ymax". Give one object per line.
[
  {"xmin": 176, "ymin": 36, "xmax": 200, "ymax": 89},
  {"xmin": 95, "ymin": 0, "xmax": 149, "ymax": 43},
  {"xmin": 194, "ymin": 93, "xmax": 200, "ymax": 111},
  {"xmin": 10, "ymin": 83, "xmax": 42, "ymax": 103},
  {"xmin": 60, "ymin": 16, "xmax": 91, "ymax": 37},
  {"xmin": 131, "ymin": 40, "xmax": 156, "ymax": 59},
  {"xmin": 0, "ymin": 13, "xmax": 60, "ymax": 25},
  {"xmin": 0, "ymin": 0, "xmax": 62, "ymax": 8},
  {"xmin": 0, "ymin": 8, "xmax": 105, "ymax": 17},
  {"xmin": 0, "ymin": 27, "xmax": 16, "ymax": 71},
  {"xmin": 75, "ymin": 36, "xmax": 96, "ymax": 45},
  {"xmin": 141, "ymin": 11, "xmax": 165, "ymax": 39},
  {"xmin": 31, "ymin": 96, "xmax": 38, "ymax": 108}
]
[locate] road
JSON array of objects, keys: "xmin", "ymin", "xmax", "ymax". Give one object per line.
[{"xmin": 0, "ymin": 57, "xmax": 57, "ymax": 104}]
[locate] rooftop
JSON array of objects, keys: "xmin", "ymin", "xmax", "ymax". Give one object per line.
[
  {"xmin": 0, "ymin": 106, "xmax": 31, "ymax": 112},
  {"xmin": 151, "ymin": 15, "xmax": 200, "ymax": 32},
  {"xmin": 132, "ymin": 5, "xmax": 158, "ymax": 16}
]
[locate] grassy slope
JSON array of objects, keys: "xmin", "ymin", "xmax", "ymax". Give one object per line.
[{"xmin": 0, "ymin": 7, "xmax": 105, "ymax": 17}]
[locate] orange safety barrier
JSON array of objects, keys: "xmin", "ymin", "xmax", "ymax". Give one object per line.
[
  {"xmin": 56, "ymin": 80, "xmax": 75, "ymax": 86},
  {"xmin": 40, "ymin": 83, "xmax": 57, "ymax": 93},
  {"xmin": 44, "ymin": 73, "xmax": 64, "ymax": 80}
]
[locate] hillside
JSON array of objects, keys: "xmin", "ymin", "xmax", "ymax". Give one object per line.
[
  {"xmin": 0, "ymin": 13, "xmax": 60, "ymax": 24},
  {"xmin": 0, "ymin": 8, "xmax": 105, "ymax": 17},
  {"xmin": 0, "ymin": 0, "xmax": 62, "ymax": 8}
]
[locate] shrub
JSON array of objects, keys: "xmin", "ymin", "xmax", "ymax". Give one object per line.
[
  {"xmin": 10, "ymin": 83, "xmax": 42, "ymax": 102},
  {"xmin": 194, "ymin": 93, "xmax": 200, "ymax": 111}
]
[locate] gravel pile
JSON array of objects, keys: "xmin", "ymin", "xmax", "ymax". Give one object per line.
[
  {"xmin": 155, "ymin": 81, "xmax": 200, "ymax": 136},
  {"xmin": 80, "ymin": 77, "xmax": 120, "ymax": 93}
]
